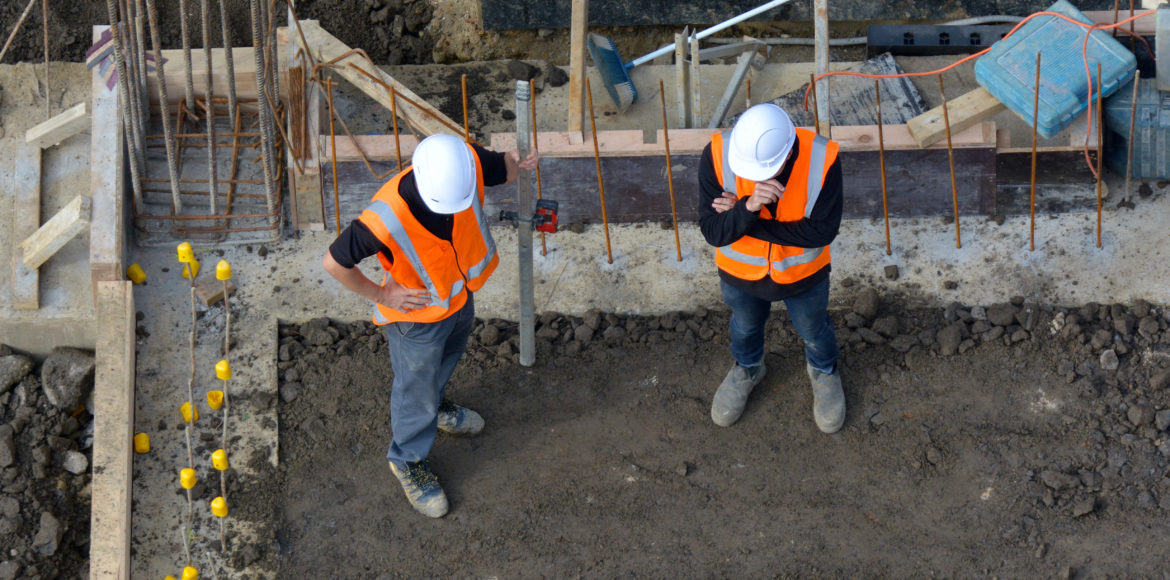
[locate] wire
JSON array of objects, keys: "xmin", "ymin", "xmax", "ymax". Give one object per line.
[{"xmin": 801, "ymin": 9, "xmax": 1156, "ymax": 177}]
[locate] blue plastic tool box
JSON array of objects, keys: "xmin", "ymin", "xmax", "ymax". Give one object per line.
[
  {"xmin": 1104, "ymin": 79, "xmax": 1170, "ymax": 179},
  {"xmin": 974, "ymin": 0, "xmax": 1137, "ymax": 139}
]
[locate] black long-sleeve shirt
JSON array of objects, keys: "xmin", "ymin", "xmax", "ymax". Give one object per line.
[
  {"xmin": 697, "ymin": 137, "xmax": 844, "ymax": 301},
  {"xmin": 328, "ymin": 144, "xmax": 508, "ymax": 269}
]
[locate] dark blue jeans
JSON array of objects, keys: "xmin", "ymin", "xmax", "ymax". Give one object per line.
[
  {"xmin": 384, "ymin": 293, "xmax": 476, "ymax": 470},
  {"xmin": 720, "ymin": 277, "xmax": 838, "ymax": 374}
]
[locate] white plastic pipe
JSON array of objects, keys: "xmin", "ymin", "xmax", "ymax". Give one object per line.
[{"xmin": 628, "ymin": 0, "xmax": 796, "ymax": 68}]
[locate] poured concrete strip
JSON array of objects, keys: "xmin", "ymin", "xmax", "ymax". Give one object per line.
[{"xmin": 10, "ymin": 141, "xmax": 40, "ymax": 310}]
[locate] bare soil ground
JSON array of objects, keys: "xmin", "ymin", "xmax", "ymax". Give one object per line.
[{"xmin": 266, "ymin": 291, "xmax": 1170, "ymax": 577}]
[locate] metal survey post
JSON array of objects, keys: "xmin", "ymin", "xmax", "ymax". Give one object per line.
[{"xmin": 515, "ymin": 81, "xmax": 536, "ymax": 367}]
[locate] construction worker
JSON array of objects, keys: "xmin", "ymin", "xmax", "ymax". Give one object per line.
[
  {"xmin": 698, "ymin": 103, "xmax": 845, "ymax": 433},
  {"xmin": 322, "ymin": 133, "xmax": 538, "ymax": 518}
]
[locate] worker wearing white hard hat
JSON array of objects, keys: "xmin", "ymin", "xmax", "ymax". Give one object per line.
[
  {"xmin": 698, "ymin": 103, "xmax": 846, "ymax": 434},
  {"xmin": 323, "ymin": 133, "xmax": 538, "ymax": 518}
]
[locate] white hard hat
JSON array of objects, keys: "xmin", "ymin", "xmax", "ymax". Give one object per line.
[
  {"xmin": 728, "ymin": 104, "xmax": 796, "ymax": 182},
  {"xmin": 411, "ymin": 134, "xmax": 477, "ymax": 214}
]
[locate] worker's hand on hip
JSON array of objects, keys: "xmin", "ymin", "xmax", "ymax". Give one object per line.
[
  {"xmin": 377, "ymin": 283, "xmax": 431, "ymax": 312},
  {"xmin": 711, "ymin": 192, "xmax": 737, "ymax": 213},
  {"xmin": 511, "ymin": 149, "xmax": 540, "ymax": 170},
  {"xmin": 745, "ymin": 179, "xmax": 783, "ymax": 213}
]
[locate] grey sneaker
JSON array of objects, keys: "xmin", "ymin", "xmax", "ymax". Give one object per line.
[
  {"xmin": 437, "ymin": 399, "xmax": 485, "ymax": 436},
  {"xmin": 711, "ymin": 362, "xmax": 767, "ymax": 427},
  {"xmin": 806, "ymin": 364, "xmax": 845, "ymax": 433},
  {"xmin": 388, "ymin": 460, "xmax": 449, "ymax": 518}
]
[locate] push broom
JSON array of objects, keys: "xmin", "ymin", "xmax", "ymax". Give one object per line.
[{"xmin": 587, "ymin": 0, "xmax": 797, "ymax": 111}]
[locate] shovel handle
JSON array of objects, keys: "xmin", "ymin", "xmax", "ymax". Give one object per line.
[{"xmin": 627, "ymin": 0, "xmax": 796, "ymax": 68}]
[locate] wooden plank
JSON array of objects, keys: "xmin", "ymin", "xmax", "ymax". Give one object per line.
[
  {"xmin": 907, "ymin": 87, "xmax": 1007, "ymax": 148},
  {"xmin": 324, "ymin": 134, "xmax": 420, "ymax": 162},
  {"xmin": 10, "ymin": 142, "xmax": 40, "ymax": 310},
  {"xmin": 195, "ymin": 279, "xmax": 236, "ymax": 306},
  {"xmin": 90, "ymin": 25, "xmax": 125, "ymax": 303},
  {"xmin": 293, "ymin": 20, "xmax": 460, "ymax": 138},
  {"xmin": 89, "ymin": 280, "xmax": 135, "ymax": 580},
  {"xmin": 20, "ymin": 196, "xmax": 93, "ymax": 270},
  {"xmin": 567, "ymin": 0, "xmax": 588, "ymax": 140},
  {"xmin": 145, "ymin": 46, "xmax": 288, "ymax": 105},
  {"xmin": 25, "ymin": 102, "xmax": 90, "ymax": 149}
]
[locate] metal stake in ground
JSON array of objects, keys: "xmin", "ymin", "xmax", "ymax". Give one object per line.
[
  {"xmin": 585, "ymin": 77, "xmax": 614, "ymax": 264},
  {"xmin": 939, "ymin": 74, "xmax": 961, "ymax": 249},
  {"xmin": 1096, "ymin": 62, "xmax": 1103, "ymax": 249},
  {"xmin": 659, "ymin": 78, "xmax": 682, "ymax": 262},
  {"xmin": 875, "ymin": 79, "xmax": 891, "ymax": 256},
  {"xmin": 515, "ymin": 81, "xmax": 536, "ymax": 367},
  {"xmin": 144, "ymin": 0, "xmax": 183, "ymax": 214}
]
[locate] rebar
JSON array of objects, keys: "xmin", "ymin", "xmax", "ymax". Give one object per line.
[
  {"xmin": 462, "ymin": 74, "xmax": 471, "ymax": 142},
  {"xmin": 42, "ymin": 0, "xmax": 50, "ymax": 118},
  {"xmin": 1096, "ymin": 62, "xmax": 1103, "ymax": 249},
  {"xmin": 531, "ymin": 82, "xmax": 546, "ymax": 256},
  {"xmin": 745, "ymin": 77, "xmax": 751, "ymax": 108},
  {"xmin": 875, "ymin": 79, "xmax": 891, "ymax": 256},
  {"xmin": 659, "ymin": 79, "xmax": 682, "ymax": 262},
  {"xmin": 251, "ymin": 0, "xmax": 278, "ymax": 231},
  {"xmin": 106, "ymin": 0, "xmax": 147, "ymax": 214},
  {"xmin": 218, "ymin": 273, "xmax": 233, "ymax": 551},
  {"xmin": 218, "ymin": 0, "xmax": 239, "ymax": 128},
  {"xmin": 145, "ymin": 0, "xmax": 183, "ymax": 214},
  {"xmin": 179, "ymin": 0, "xmax": 195, "ymax": 110},
  {"xmin": 585, "ymin": 77, "xmax": 613, "ymax": 264},
  {"xmin": 390, "ymin": 85, "xmax": 403, "ymax": 170},
  {"xmin": 1030, "ymin": 52, "xmax": 1040, "ymax": 251},
  {"xmin": 327, "ymin": 77, "xmax": 342, "ymax": 234},
  {"xmin": 202, "ymin": 0, "xmax": 219, "ymax": 217},
  {"xmin": 939, "ymin": 74, "xmax": 961, "ymax": 249},
  {"xmin": 183, "ymin": 273, "xmax": 197, "ymax": 566},
  {"xmin": 0, "ymin": 0, "xmax": 38, "ymax": 64},
  {"xmin": 1125, "ymin": 75, "xmax": 1139, "ymax": 202}
]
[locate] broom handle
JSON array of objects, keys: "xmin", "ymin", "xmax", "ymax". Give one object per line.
[{"xmin": 628, "ymin": 0, "xmax": 796, "ymax": 68}]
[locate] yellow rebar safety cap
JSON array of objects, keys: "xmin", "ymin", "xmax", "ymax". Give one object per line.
[
  {"xmin": 125, "ymin": 263, "xmax": 146, "ymax": 284},
  {"xmin": 211, "ymin": 497, "xmax": 228, "ymax": 517},
  {"xmin": 176, "ymin": 242, "xmax": 194, "ymax": 263},
  {"xmin": 211, "ymin": 449, "xmax": 229, "ymax": 471},
  {"xmin": 180, "ymin": 468, "xmax": 197, "ymax": 490},
  {"xmin": 216, "ymin": 259, "xmax": 232, "ymax": 280},
  {"xmin": 180, "ymin": 401, "xmax": 198, "ymax": 423},
  {"xmin": 215, "ymin": 359, "xmax": 231, "ymax": 381},
  {"xmin": 182, "ymin": 566, "xmax": 198, "ymax": 580},
  {"xmin": 207, "ymin": 390, "xmax": 224, "ymax": 411},
  {"xmin": 133, "ymin": 433, "xmax": 150, "ymax": 454}
]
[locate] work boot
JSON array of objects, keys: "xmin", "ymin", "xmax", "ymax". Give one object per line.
[
  {"xmin": 388, "ymin": 460, "xmax": 449, "ymax": 518},
  {"xmin": 806, "ymin": 363, "xmax": 845, "ymax": 433},
  {"xmin": 437, "ymin": 399, "xmax": 485, "ymax": 436},
  {"xmin": 710, "ymin": 362, "xmax": 766, "ymax": 427}
]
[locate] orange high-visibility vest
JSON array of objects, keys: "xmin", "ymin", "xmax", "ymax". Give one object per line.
[
  {"xmin": 357, "ymin": 146, "xmax": 499, "ymax": 325},
  {"xmin": 710, "ymin": 128, "xmax": 838, "ymax": 285}
]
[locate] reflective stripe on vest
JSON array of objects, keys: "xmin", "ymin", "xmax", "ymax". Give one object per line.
[
  {"xmin": 466, "ymin": 193, "xmax": 497, "ymax": 279},
  {"xmin": 372, "ymin": 279, "xmax": 466, "ymax": 324},
  {"xmin": 719, "ymin": 131, "xmax": 829, "ymax": 220},
  {"xmin": 774, "ymin": 246, "xmax": 823, "ymax": 271},
  {"xmin": 365, "ymin": 199, "xmax": 457, "ymax": 312}
]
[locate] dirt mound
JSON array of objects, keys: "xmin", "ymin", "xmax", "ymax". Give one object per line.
[
  {"xmin": 0, "ymin": 346, "xmax": 95, "ymax": 580},
  {"xmin": 261, "ymin": 295, "xmax": 1170, "ymax": 577}
]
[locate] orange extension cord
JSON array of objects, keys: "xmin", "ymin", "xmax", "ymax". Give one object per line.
[{"xmin": 802, "ymin": 9, "xmax": 1157, "ymax": 177}]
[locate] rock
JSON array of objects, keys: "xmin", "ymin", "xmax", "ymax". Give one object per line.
[
  {"xmin": 970, "ymin": 305, "xmax": 988, "ymax": 321},
  {"xmin": 281, "ymin": 382, "xmax": 302, "ymax": 403},
  {"xmin": 857, "ymin": 328, "xmax": 885, "ymax": 344},
  {"xmin": 603, "ymin": 326, "xmax": 627, "ymax": 344},
  {"xmin": 279, "ymin": 340, "xmax": 305, "ymax": 362},
  {"xmin": 40, "ymin": 347, "xmax": 95, "ymax": 410},
  {"xmin": 584, "ymin": 310, "xmax": 602, "ymax": 330},
  {"xmin": 479, "ymin": 324, "xmax": 501, "ymax": 346},
  {"xmin": 1040, "ymin": 469, "xmax": 1080, "ymax": 490},
  {"xmin": 1138, "ymin": 316, "xmax": 1160, "ymax": 339},
  {"xmin": 1151, "ymin": 369, "xmax": 1170, "ymax": 391},
  {"xmin": 33, "ymin": 512, "xmax": 61, "ymax": 556},
  {"xmin": 1090, "ymin": 329, "xmax": 1112, "ymax": 350},
  {"xmin": 936, "ymin": 323, "xmax": 963, "ymax": 356},
  {"xmin": 890, "ymin": 335, "xmax": 916, "ymax": 353},
  {"xmin": 986, "ymin": 303, "xmax": 1019, "ymax": 327},
  {"xmin": 1155, "ymin": 409, "xmax": 1170, "ymax": 431},
  {"xmin": 0, "ymin": 426, "xmax": 13, "ymax": 468},
  {"xmin": 1071, "ymin": 497, "xmax": 1096, "ymax": 517},
  {"xmin": 883, "ymin": 265, "xmax": 899, "ymax": 280},
  {"xmin": 402, "ymin": 1, "xmax": 432, "ymax": 32},
  {"xmin": 573, "ymin": 325, "xmax": 594, "ymax": 343},
  {"xmin": 0, "ymin": 355, "xmax": 34, "ymax": 394},
  {"xmin": 544, "ymin": 64, "xmax": 569, "ymax": 87},
  {"xmin": 506, "ymin": 60, "xmax": 540, "ymax": 81},
  {"xmin": 303, "ymin": 319, "xmax": 338, "ymax": 346},
  {"xmin": 1100, "ymin": 349, "xmax": 1120, "ymax": 371},
  {"xmin": 0, "ymin": 561, "xmax": 19, "ymax": 580},
  {"xmin": 871, "ymin": 316, "xmax": 899, "ymax": 337},
  {"xmin": 853, "ymin": 288, "xmax": 879, "ymax": 319},
  {"xmin": 62, "ymin": 450, "xmax": 88, "ymax": 474},
  {"xmin": 1127, "ymin": 404, "xmax": 1154, "ymax": 427},
  {"xmin": 0, "ymin": 496, "xmax": 21, "ymax": 535}
]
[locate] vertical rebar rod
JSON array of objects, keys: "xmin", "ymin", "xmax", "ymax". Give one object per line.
[
  {"xmin": 179, "ymin": 0, "xmax": 194, "ymax": 110},
  {"xmin": 659, "ymin": 79, "xmax": 682, "ymax": 262},
  {"xmin": 218, "ymin": 276, "xmax": 233, "ymax": 551},
  {"xmin": 267, "ymin": 0, "xmax": 278, "ymax": 105},
  {"xmin": 42, "ymin": 0, "xmax": 50, "ymax": 118},
  {"xmin": 107, "ymin": 0, "xmax": 148, "ymax": 213},
  {"xmin": 0, "ymin": 0, "xmax": 38, "ymax": 64},
  {"xmin": 745, "ymin": 77, "xmax": 751, "ymax": 108},
  {"xmin": 531, "ymin": 83, "xmax": 546, "ymax": 256},
  {"xmin": 218, "ymin": 0, "xmax": 239, "ymax": 128},
  {"xmin": 809, "ymin": 73, "xmax": 820, "ymax": 135},
  {"xmin": 201, "ymin": 0, "xmax": 219, "ymax": 216},
  {"xmin": 251, "ymin": 0, "xmax": 278, "ymax": 229},
  {"xmin": 1096, "ymin": 62, "xmax": 1103, "ymax": 249},
  {"xmin": 1128, "ymin": 0, "xmax": 1135, "ymax": 52},
  {"xmin": 260, "ymin": 0, "xmax": 279, "ymax": 204},
  {"xmin": 135, "ymin": 0, "xmax": 146, "ymax": 88},
  {"xmin": 390, "ymin": 85, "xmax": 402, "ymax": 170},
  {"xmin": 1125, "ymin": 76, "xmax": 1139, "ymax": 202},
  {"xmin": 875, "ymin": 79, "xmax": 891, "ymax": 256},
  {"xmin": 1030, "ymin": 52, "xmax": 1040, "ymax": 252},
  {"xmin": 183, "ymin": 267, "xmax": 198, "ymax": 566},
  {"xmin": 515, "ymin": 80, "xmax": 536, "ymax": 367},
  {"xmin": 327, "ymin": 77, "xmax": 341, "ymax": 234},
  {"xmin": 1112, "ymin": 0, "xmax": 1120, "ymax": 37},
  {"xmin": 121, "ymin": 0, "xmax": 148, "ymax": 186},
  {"xmin": 585, "ymin": 77, "xmax": 613, "ymax": 264},
  {"xmin": 461, "ymin": 74, "xmax": 471, "ymax": 142},
  {"xmin": 939, "ymin": 74, "xmax": 961, "ymax": 249}
]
